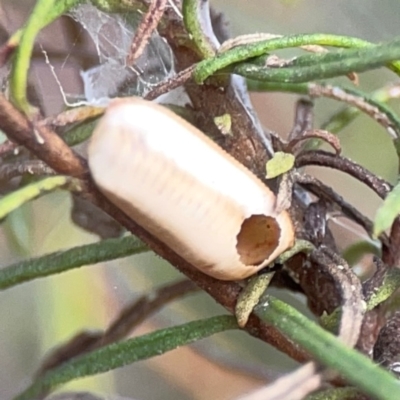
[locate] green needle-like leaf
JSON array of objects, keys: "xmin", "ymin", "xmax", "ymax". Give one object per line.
[
  {"xmin": 367, "ymin": 268, "xmax": 400, "ymax": 311},
  {"xmin": 64, "ymin": 118, "xmax": 99, "ymax": 146},
  {"xmin": 14, "ymin": 315, "xmax": 238, "ymax": 400},
  {"xmin": 374, "ymin": 181, "xmax": 400, "ymax": 237},
  {"xmin": 235, "ymin": 41, "xmax": 400, "ymax": 84},
  {"xmin": 183, "ymin": 0, "xmax": 215, "ymax": 58},
  {"xmin": 255, "ymin": 296, "xmax": 400, "ymax": 400},
  {"xmin": 9, "ymin": 0, "xmax": 82, "ymax": 113},
  {"xmin": 0, "ymin": 235, "xmax": 148, "ymax": 290},
  {"xmin": 194, "ymin": 34, "xmax": 400, "ymax": 83},
  {"xmin": 0, "ymin": 176, "xmax": 72, "ymax": 220}
]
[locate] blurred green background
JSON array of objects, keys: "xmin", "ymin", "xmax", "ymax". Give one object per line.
[{"xmin": 0, "ymin": 1, "xmax": 399, "ymax": 399}]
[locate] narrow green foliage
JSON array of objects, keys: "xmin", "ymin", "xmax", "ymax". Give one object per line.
[
  {"xmin": 10, "ymin": 0, "xmax": 55, "ymax": 113},
  {"xmin": 194, "ymin": 34, "xmax": 400, "ymax": 83},
  {"xmin": 14, "ymin": 315, "xmax": 238, "ymax": 400},
  {"xmin": 321, "ymin": 267, "xmax": 400, "ymax": 337},
  {"xmin": 235, "ymin": 40, "xmax": 400, "ymax": 83},
  {"xmin": 367, "ymin": 268, "xmax": 400, "ymax": 311},
  {"xmin": 0, "ymin": 235, "xmax": 148, "ymax": 290},
  {"xmin": 64, "ymin": 118, "xmax": 99, "ymax": 146},
  {"xmin": 255, "ymin": 296, "xmax": 400, "ymax": 400},
  {"xmin": 342, "ymin": 240, "xmax": 381, "ymax": 266},
  {"xmin": 319, "ymin": 308, "xmax": 340, "ymax": 334},
  {"xmin": 0, "ymin": 176, "xmax": 72, "ymax": 220},
  {"xmin": 307, "ymin": 387, "xmax": 361, "ymax": 400},
  {"xmin": 277, "ymin": 239, "xmax": 314, "ymax": 264},
  {"xmin": 9, "ymin": 0, "xmax": 81, "ymax": 113},
  {"xmin": 309, "ymin": 84, "xmax": 400, "ymax": 150},
  {"xmin": 183, "ymin": 0, "xmax": 215, "ymax": 58},
  {"xmin": 247, "ymin": 80, "xmax": 309, "ymax": 93},
  {"xmin": 374, "ymin": 182, "xmax": 400, "ymax": 237},
  {"xmin": 235, "ymin": 272, "xmax": 275, "ymax": 328},
  {"xmin": 340, "ymin": 85, "xmax": 400, "ymax": 138},
  {"xmin": 322, "ymin": 104, "xmax": 364, "ymax": 135},
  {"xmin": 265, "ymin": 152, "xmax": 295, "ymax": 179}
]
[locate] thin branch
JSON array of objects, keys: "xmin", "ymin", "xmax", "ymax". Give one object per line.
[
  {"xmin": 310, "ymin": 246, "xmax": 365, "ymax": 347},
  {"xmin": 145, "ymin": 65, "xmax": 195, "ymax": 100},
  {"xmin": 309, "ymin": 83, "xmax": 400, "ymax": 138},
  {"xmin": 389, "ymin": 219, "xmax": 400, "ymax": 266},
  {"xmin": 100, "ymin": 279, "xmax": 199, "ymax": 347},
  {"xmin": 126, "ymin": 0, "xmax": 168, "ymax": 67},
  {"xmin": 295, "ymin": 172, "xmax": 386, "ymax": 245},
  {"xmin": 0, "ymin": 159, "xmax": 54, "ymax": 181},
  {"xmin": 287, "ymin": 130, "xmax": 341, "ymax": 155},
  {"xmin": 0, "ymin": 140, "xmax": 18, "ymax": 157},
  {"xmin": 284, "ymin": 99, "xmax": 341, "ymax": 154},
  {"xmin": 359, "ymin": 257, "xmax": 400, "ymax": 355},
  {"xmin": 373, "ymin": 311, "xmax": 400, "ymax": 376},
  {"xmin": 295, "ymin": 150, "xmax": 392, "ymax": 199},
  {"xmin": 0, "ymin": 94, "xmax": 86, "ymax": 177},
  {"xmin": 287, "ymin": 99, "xmax": 314, "ymax": 142},
  {"xmin": 40, "ymin": 106, "xmax": 104, "ymax": 128},
  {"xmin": 0, "ymin": 40, "xmax": 16, "ymax": 67},
  {"xmin": 37, "ymin": 279, "xmax": 199, "ymax": 375}
]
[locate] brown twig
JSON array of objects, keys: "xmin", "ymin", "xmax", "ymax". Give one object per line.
[
  {"xmin": 276, "ymin": 246, "xmax": 365, "ymax": 396},
  {"xmin": 295, "ymin": 172, "xmax": 385, "ymax": 245},
  {"xmin": 309, "ymin": 83, "xmax": 397, "ymax": 137},
  {"xmin": 297, "ymin": 153, "xmax": 398, "ymax": 265},
  {"xmin": 373, "ymin": 311, "xmax": 400, "ymax": 375},
  {"xmin": 302, "ymin": 199, "xmax": 328, "ymax": 246},
  {"xmin": 40, "ymin": 106, "xmax": 105, "ymax": 128},
  {"xmin": 295, "ymin": 150, "xmax": 392, "ymax": 199},
  {"xmin": 0, "ymin": 159, "xmax": 54, "ymax": 181},
  {"xmin": 37, "ymin": 279, "xmax": 199, "ymax": 375},
  {"xmin": 287, "ymin": 130, "xmax": 341, "ymax": 155},
  {"xmin": 284, "ymin": 100, "xmax": 341, "ymax": 154},
  {"xmin": 388, "ymin": 219, "xmax": 400, "ymax": 267},
  {"xmin": 99, "ymin": 279, "xmax": 199, "ymax": 347},
  {"xmin": 359, "ymin": 257, "xmax": 390, "ymax": 357},
  {"xmin": 126, "ymin": 0, "xmax": 168, "ymax": 67},
  {"xmin": 0, "ymin": 94, "xmax": 86, "ymax": 177},
  {"xmin": 0, "ymin": 139, "xmax": 18, "ymax": 157},
  {"xmin": 310, "ymin": 246, "xmax": 364, "ymax": 347},
  {"xmin": 145, "ymin": 65, "xmax": 195, "ymax": 100},
  {"xmin": 0, "ymin": 39, "xmax": 16, "ymax": 67},
  {"xmin": 287, "ymin": 99, "xmax": 314, "ymax": 142}
]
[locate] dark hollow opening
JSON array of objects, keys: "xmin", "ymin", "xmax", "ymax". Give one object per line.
[{"xmin": 236, "ymin": 214, "xmax": 281, "ymax": 266}]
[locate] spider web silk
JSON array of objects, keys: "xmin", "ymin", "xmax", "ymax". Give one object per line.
[{"xmin": 69, "ymin": 3, "xmax": 174, "ymax": 105}]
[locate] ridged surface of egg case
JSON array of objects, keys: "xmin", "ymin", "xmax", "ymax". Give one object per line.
[{"xmin": 88, "ymin": 98, "xmax": 294, "ymax": 280}]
